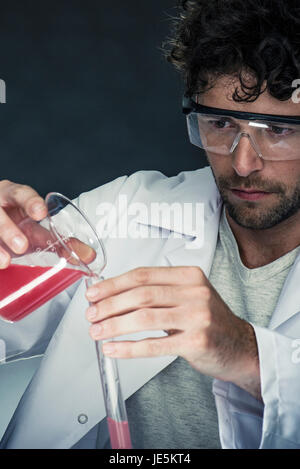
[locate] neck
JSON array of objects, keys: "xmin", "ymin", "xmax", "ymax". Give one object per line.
[{"xmin": 225, "ymin": 208, "xmax": 300, "ymax": 269}]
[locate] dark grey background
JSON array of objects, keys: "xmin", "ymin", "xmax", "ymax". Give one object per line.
[{"xmin": 0, "ymin": 0, "xmax": 207, "ymax": 199}]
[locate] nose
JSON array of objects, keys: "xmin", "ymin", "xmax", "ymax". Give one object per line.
[{"xmin": 231, "ymin": 133, "xmax": 264, "ymax": 177}]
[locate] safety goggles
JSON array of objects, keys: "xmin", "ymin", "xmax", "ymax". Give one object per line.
[{"xmin": 182, "ymin": 96, "xmax": 300, "ymax": 161}]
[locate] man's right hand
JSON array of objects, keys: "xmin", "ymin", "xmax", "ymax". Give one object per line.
[{"xmin": 0, "ymin": 180, "xmax": 47, "ymax": 268}]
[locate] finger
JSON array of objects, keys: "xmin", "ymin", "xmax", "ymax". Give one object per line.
[
  {"xmin": 0, "ymin": 244, "xmax": 11, "ymax": 269},
  {"xmin": 1, "ymin": 182, "xmax": 47, "ymax": 221},
  {"xmin": 89, "ymin": 306, "xmax": 184, "ymax": 340},
  {"xmin": 86, "ymin": 285, "xmax": 193, "ymax": 322},
  {"xmin": 102, "ymin": 335, "xmax": 181, "ymax": 359},
  {"xmin": 23, "ymin": 226, "xmax": 97, "ymax": 267},
  {"xmin": 0, "ymin": 182, "xmax": 46, "ymax": 258},
  {"xmin": 0, "ymin": 206, "xmax": 29, "ymax": 255},
  {"xmin": 86, "ymin": 265, "xmax": 206, "ymax": 302},
  {"xmin": 86, "ymin": 284, "xmax": 210, "ymax": 323},
  {"xmin": 64, "ymin": 237, "xmax": 97, "ymax": 266},
  {"xmin": 0, "ymin": 216, "xmax": 57, "ymax": 258}
]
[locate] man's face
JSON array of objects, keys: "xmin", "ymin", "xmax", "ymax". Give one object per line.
[{"xmin": 201, "ymin": 76, "xmax": 300, "ymax": 230}]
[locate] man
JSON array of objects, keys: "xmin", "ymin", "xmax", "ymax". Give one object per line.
[{"xmin": 0, "ymin": 0, "xmax": 300, "ymax": 448}]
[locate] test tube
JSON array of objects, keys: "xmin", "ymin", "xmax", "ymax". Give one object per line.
[{"xmin": 86, "ymin": 277, "xmax": 132, "ymax": 449}]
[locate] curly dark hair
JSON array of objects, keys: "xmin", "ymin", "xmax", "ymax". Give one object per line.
[{"xmin": 163, "ymin": 0, "xmax": 300, "ymax": 102}]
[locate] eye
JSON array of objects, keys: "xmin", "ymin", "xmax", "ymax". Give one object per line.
[
  {"xmin": 206, "ymin": 118, "xmax": 235, "ymax": 130},
  {"xmin": 267, "ymin": 125, "xmax": 294, "ymax": 137}
]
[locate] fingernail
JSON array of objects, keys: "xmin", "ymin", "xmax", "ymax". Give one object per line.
[
  {"xmin": 91, "ymin": 324, "xmax": 103, "ymax": 339},
  {"xmin": 31, "ymin": 203, "xmax": 45, "ymax": 214},
  {"xmin": 12, "ymin": 236, "xmax": 27, "ymax": 250},
  {"xmin": 86, "ymin": 287, "xmax": 98, "ymax": 299},
  {"xmin": 87, "ymin": 306, "xmax": 97, "ymax": 321}
]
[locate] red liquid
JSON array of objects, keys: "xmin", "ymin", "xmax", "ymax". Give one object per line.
[
  {"xmin": 107, "ymin": 417, "xmax": 132, "ymax": 449},
  {"xmin": 0, "ymin": 264, "xmax": 84, "ymax": 322}
]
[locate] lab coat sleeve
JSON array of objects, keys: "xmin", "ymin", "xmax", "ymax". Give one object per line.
[
  {"xmin": 253, "ymin": 324, "xmax": 300, "ymax": 448},
  {"xmin": 214, "ymin": 325, "xmax": 300, "ymax": 449}
]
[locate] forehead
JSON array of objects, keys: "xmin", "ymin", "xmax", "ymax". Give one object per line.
[{"xmin": 201, "ymin": 75, "xmax": 300, "ymax": 117}]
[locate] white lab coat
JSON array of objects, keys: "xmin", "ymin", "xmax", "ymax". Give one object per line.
[{"xmin": 0, "ymin": 167, "xmax": 300, "ymax": 449}]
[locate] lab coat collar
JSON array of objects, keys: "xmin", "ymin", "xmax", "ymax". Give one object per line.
[
  {"xmin": 134, "ymin": 166, "xmax": 223, "ymax": 277},
  {"xmin": 134, "ymin": 167, "xmax": 221, "ymax": 232}
]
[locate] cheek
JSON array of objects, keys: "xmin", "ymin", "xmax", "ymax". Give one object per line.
[
  {"xmin": 288, "ymin": 161, "xmax": 300, "ymax": 183},
  {"xmin": 208, "ymin": 154, "xmax": 300, "ymax": 186},
  {"xmin": 206, "ymin": 153, "xmax": 233, "ymax": 177},
  {"xmin": 267, "ymin": 161, "xmax": 300, "ymax": 189}
]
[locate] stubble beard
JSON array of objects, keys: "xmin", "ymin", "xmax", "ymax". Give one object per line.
[{"xmin": 212, "ymin": 173, "xmax": 300, "ymax": 230}]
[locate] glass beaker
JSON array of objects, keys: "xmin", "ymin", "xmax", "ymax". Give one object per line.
[{"xmin": 0, "ymin": 192, "xmax": 104, "ymax": 322}]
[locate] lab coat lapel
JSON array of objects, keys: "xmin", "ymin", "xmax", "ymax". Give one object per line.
[
  {"xmin": 135, "ymin": 167, "xmax": 223, "ymax": 275},
  {"xmin": 163, "ymin": 206, "xmax": 222, "ymax": 275}
]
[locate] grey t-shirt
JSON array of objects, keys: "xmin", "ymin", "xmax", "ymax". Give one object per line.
[{"xmin": 126, "ymin": 208, "xmax": 300, "ymax": 449}]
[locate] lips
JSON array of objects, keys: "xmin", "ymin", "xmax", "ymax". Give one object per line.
[
  {"xmin": 230, "ymin": 188, "xmax": 272, "ymax": 201},
  {"xmin": 232, "ymin": 187, "xmax": 269, "ymax": 193}
]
